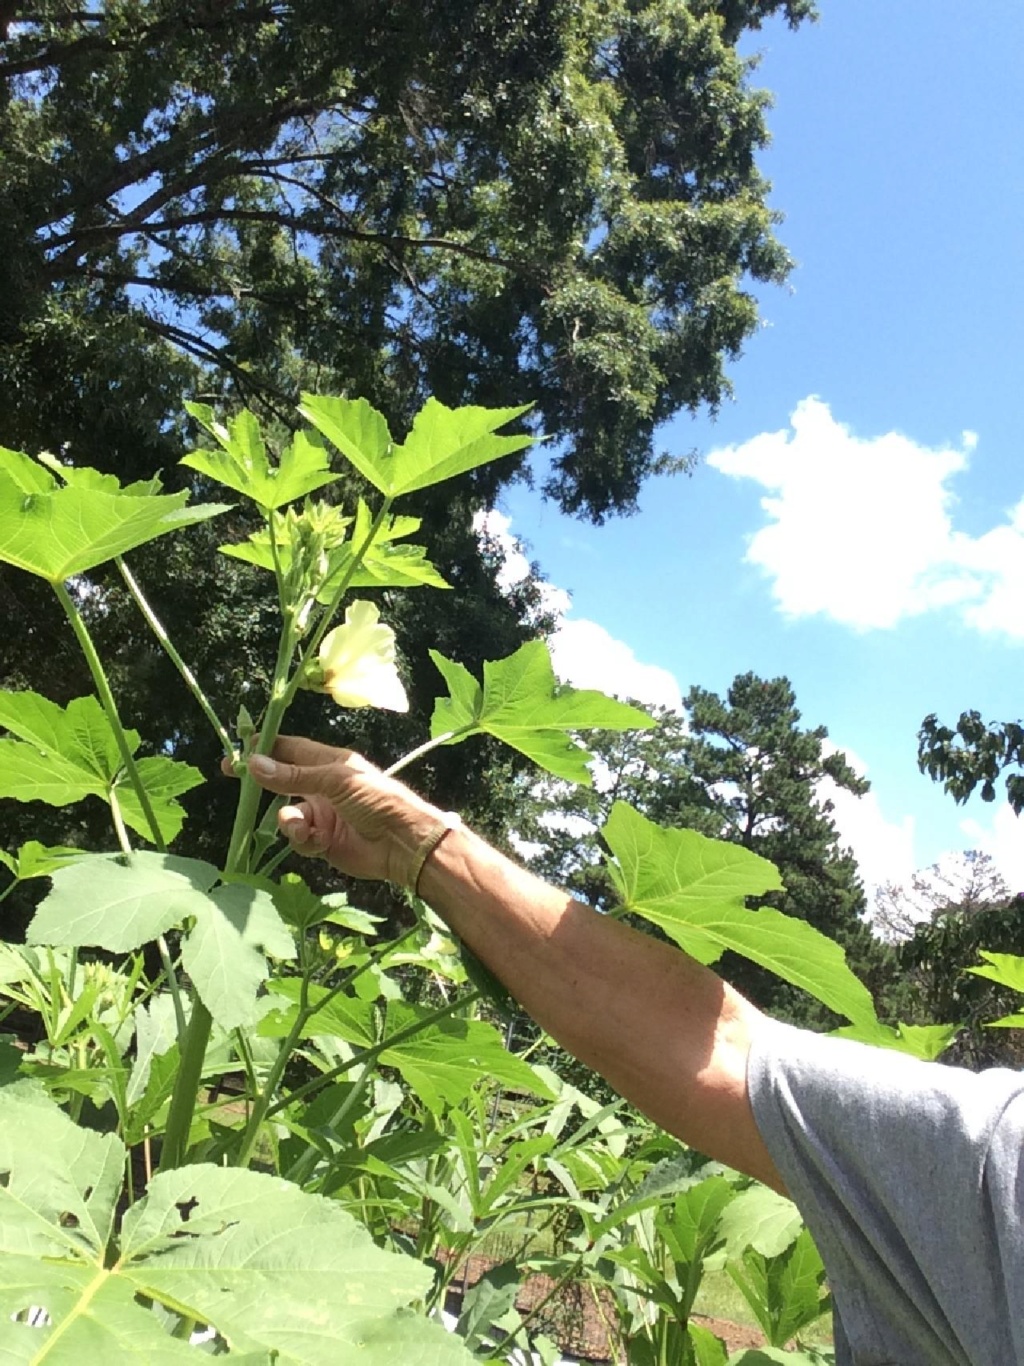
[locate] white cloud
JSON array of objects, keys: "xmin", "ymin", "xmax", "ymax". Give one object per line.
[
  {"xmin": 819, "ymin": 743, "xmax": 917, "ymax": 894},
  {"xmin": 709, "ymin": 398, "xmax": 1024, "ymax": 637},
  {"xmin": 960, "ymin": 804, "xmax": 1024, "ymax": 892},
  {"xmin": 475, "ymin": 510, "xmax": 682, "ymax": 711}
]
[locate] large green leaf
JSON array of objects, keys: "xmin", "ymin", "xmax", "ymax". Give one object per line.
[
  {"xmin": 27, "ymin": 854, "xmax": 295, "ymax": 1031},
  {"xmin": 378, "ymin": 1004, "xmax": 554, "ymax": 1113},
  {"xmin": 260, "ymin": 985, "xmax": 551, "ymax": 1112},
  {"xmin": 0, "ymin": 691, "xmax": 202, "ymax": 843},
  {"xmin": 183, "ymin": 404, "xmax": 339, "ymax": 509},
  {"xmin": 830, "ymin": 1017, "xmax": 959, "ymax": 1059},
  {"xmin": 0, "ymin": 1088, "xmax": 473, "ymax": 1364},
  {"xmin": 299, "ymin": 394, "xmax": 533, "ymax": 498},
  {"xmin": 181, "ymin": 883, "xmax": 297, "ymax": 1031},
  {"xmin": 967, "ymin": 949, "xmax": 1024, "ymax": 994},
  {"xmin": 0, "ymin": 448, "xmax": 228, "ymax": 583},
  {"xmin": 603, "ymin": 803, "xmax": 878, "ymax": 1027},
  {"xmin": 27, "ymin": 852, "xmax": 219, "ymax": 952},
  {"xmin": 718, "ymin": 1185, "xmax": 803, "ymax": 1260},
  {"xmin": 429, "ymin": 639, "xmax": 656, "ymax": 784}
]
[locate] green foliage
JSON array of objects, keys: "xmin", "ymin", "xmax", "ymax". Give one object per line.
[
  {"xmin": 603, "ymin": 802, "xmax": 877, "ymax": 1027},
  {"xmin": 0, "ymin": 691, "xmax": 202, "ymax": 843},
  {"xmin": 0, "ymin": 448, "xmax": 228, "ymax": 584},
  {"xmin": 2, "ymin": 0, "xmax": 812, "ymax": 520},
  {"xmin": 182, "ymin": 404, "xmax": 339, "ymax": 510},
  {"xmin": 0, "ymin": 1086, "xmax": 473, "ymax": 1365},
  {"xmin": 521, "ymin": 676, "xmax": 895, "ymax": 1026},
  {"xmin": 27, "ymin": 852, "xmax": 294, "ymax": 1030},
  {"xmin": 967, "ymin": 950, "xmax": 1024, "ymax": 1027},
  {"xmin": 430, "ymin": 639, "xmax": 655, "ymax": 783},
  {"xmin": 299, "ymin": 396, "xmax": 534, "ymax": 500},
  {"xmin": 727, "ymin": 1227, "xmax": 830, "ymax": 1349},
  {"xmin": 896, "ymin": 893, "xmax": 1024, "ymax": 1068},
  {"xmin": 918, "ymin": 710, "xmax": 1024, "ymax": 814},
  {"xmin": 0, "ymin": 393, "xmax": 841, "ymax": 1362}
]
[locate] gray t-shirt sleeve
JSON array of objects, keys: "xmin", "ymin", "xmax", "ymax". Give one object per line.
[{"xmin": 747, "ymin": 1019, "xmax": 1024, "ymax": 1366}]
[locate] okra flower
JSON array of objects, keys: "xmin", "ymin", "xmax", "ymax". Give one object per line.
[{"xmin": 313, "ymin": 600, "xmax": 409, "ymax": 712}]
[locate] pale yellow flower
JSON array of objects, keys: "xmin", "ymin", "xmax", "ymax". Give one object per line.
[{"xmin": 317, "ymin": 600, "xmax": 408, "ymax": 712}]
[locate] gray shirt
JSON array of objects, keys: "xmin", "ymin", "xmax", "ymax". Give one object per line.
[{"xmin": 747, "ymin": 1020, "xmax": 1024, "ymax": 1365}]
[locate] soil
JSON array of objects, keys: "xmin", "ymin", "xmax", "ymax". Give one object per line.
[{"xmin": 443, "ymin": 1251, "xmax": 774, "ymax": 1361}]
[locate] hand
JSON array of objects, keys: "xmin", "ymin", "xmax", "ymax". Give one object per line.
[{"xmin": 230, "ymin": 736, "xmax": 445, "ymax": 884}]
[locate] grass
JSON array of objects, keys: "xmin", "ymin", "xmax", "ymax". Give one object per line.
[{"xmin": 693, "ymin": 1268, "xmax": 834, "ymax": 1348}]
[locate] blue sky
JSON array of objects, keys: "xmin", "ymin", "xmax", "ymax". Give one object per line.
[{"xmin": 492, "ymin": 0, "xmax": 1024, "ymax": 895}]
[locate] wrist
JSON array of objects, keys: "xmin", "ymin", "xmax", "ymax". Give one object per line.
[{"xmin": 403, "ymin": 810, "xmax": 462, "ymax": 895}]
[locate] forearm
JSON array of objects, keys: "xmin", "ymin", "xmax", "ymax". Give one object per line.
[{"xmin": 419, "ymin": 822, "xmax": 784, "ymax": 1191}]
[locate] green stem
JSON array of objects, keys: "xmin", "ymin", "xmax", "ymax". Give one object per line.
[
  {"xmin": 54, "ymin": 580, "xmax": 165, "ymax": 851},
  {"xmin": 383, "ymin": 728, "xmax": 464, "ymax": 778},
  {"xmin": 162, "ymin": 609, "xmax": 301, "ymax": 1169},
  {"xmin": 161, "ymin": 497, "xmax": 393, "ymax": 1170},
  {"xmin": 288, "ymin": 1058, "xmax": 374, "ymax": 1187},
  {"xmin": 232, "ymin": 920, "xmax": 418, "ymax": 1170},
  {"xmin": 109, "ymin": 786, "xmax": 186, "ymax": 1044},
  {"xmin": 482, "ymin": 1254, "xmax": 585, "ymax": 1362},
  {"xmin": 265, "ymin": 989, "xmax": 481, "ymax": 1122},
  {"xmin": 117, "ymin": 558, "xmax": 236, "ymax": 760}
]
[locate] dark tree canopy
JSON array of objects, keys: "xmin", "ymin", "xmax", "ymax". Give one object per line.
[
  {"xmin": 2, "ymin": 0, "xmax": 812, "ymax": 520},
  {"xmin": 895, "ymin": 889, "xmax": 1024, "ymax": 1071},
  {"xmin": 918, "ymin": 711, "xmax": 1024, "ymax": 818}
]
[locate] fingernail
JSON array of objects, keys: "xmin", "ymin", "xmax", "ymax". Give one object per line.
[{"xmin": 249, "ymin": 755, "xmax": 277, "ymax": 777}]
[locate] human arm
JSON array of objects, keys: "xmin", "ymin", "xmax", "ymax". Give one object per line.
[{"xmin": 243, "ymin": 737, "xmax": 786, "ymax": 1192}]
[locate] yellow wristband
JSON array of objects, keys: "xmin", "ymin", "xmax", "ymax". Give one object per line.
[{"xmin": 406, "ymin": 811, "xmax": 462, "ymax": 896}]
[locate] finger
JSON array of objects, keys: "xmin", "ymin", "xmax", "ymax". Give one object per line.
[
  {"xmin": 247, "ymin": 752, "xmax": 342, "ymax": 798},
  {"xmin": 278, "ymin": 799, "xmax": 331, "ymax": 856},
  {"xmin": 272, "ymin": 735, "xmax": 352, "ymax": 769},
  {"xmin": 279, "ymin": 802, "xmax": 311, "ymax": 840}
]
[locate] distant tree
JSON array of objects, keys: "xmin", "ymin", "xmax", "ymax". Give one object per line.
[
  {"xmin": 895, "ymin": 887, "xmax": 1024, "ymax": 1070},
  {"xmin": 872, "ymin": 850, "xmax": 1011, "ymax": 945},
  {"xmin": 523, "ymin": 673, "xmax": 895, "ymax": 1026},
  {"xmin": 918, "ymin": 711, "xmax": 1024, "ymax": 819}
]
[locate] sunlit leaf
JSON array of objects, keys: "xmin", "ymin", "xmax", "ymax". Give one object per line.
[
  {"xmin": 0, "ymin": 1088, "xmax": 474, "ymax": 1364},
  {"xmin": 0, "ymin": 840, "xmax": 84, "ymax": 881},
  {"xmin": 299, "ymin": 394, "xmax": 533, "ymax": 498},
  {"xmin": 220, "ymin": 498, "xmax": 450, "ymax": 592},
  {"xmin": 378, "ymin": 1004, "xmax": 554, "ymax": 1113},
  {"xmin": 183, "ymin": 404, "xmax": 338, "ymax": 509},
  {"xmin": 27, "ymin": 852, "xmax": 219, "ymax": 953},
  {"xmin": 831, "ymin": 1017, "xmax": 959, "ymax": 1059},
  {"xmin": 719, "ymin": 1185, "xmax": 803, "ymax": 1259},
  {"xmin": 0, "ymin": 691, "xmax": 202, "ymax": 843},
  {"xmin": 181, "ymin": 883, "xmax": 296, "ymax": 1031},
  {"xmin": 0, "ymin": 449, "xmax": 227, "ymax": 583},
  {"xmin": 603, "ymin": 802, "xmax": 878, "ymax": 1026},
  {"xmin": 967, "ymin": 949, "xmax": 1024, "ymax": 994},
  {"xmin": 27, "ymin": 854, "xmax": 294, "ymax": 1031},
  {"xmin": 429, "ymin": 639, "xmax": 656, "ymax": 783}
]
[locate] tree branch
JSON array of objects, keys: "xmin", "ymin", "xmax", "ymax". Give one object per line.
[{"xmin": 45, "ymin": 203, "xmax": 523, "ymax": 276}]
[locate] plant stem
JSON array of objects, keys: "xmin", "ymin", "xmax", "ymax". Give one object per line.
[
  {"xmin": 53, "ymin": 580, "xmax": 165, "ymax": 851},
  {"xmin": 162, "ymin": 496, "xmax": 394, "ymax": 1170},
  {"xmin": 383, "ymin": 728, "xmax": 463, "ymax": 777},
  {"xmin": 117, "ymin": 558, "xmax": 236, "ymax": 760},
  {"xmin": 109, "ymin": 786, "xmax": 186, "ymax": 1041}
]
